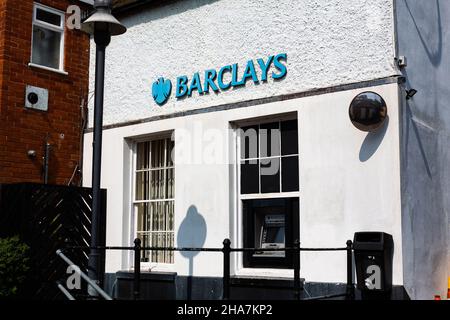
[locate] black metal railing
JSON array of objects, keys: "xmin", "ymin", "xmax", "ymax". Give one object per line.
[{"xmin": 61, "ymin": 239, "xmax": 355, "ymax": 301}]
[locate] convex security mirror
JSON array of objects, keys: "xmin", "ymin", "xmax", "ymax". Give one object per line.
[{"xmin": 349, "ymin": 92, "xmax": 387, "ymax": 132}]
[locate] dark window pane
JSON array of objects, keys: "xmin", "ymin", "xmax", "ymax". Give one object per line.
[
  {"xmin": 241, "ymin": 160, "xmax": 259, "ymax": 194},
  {"xmin": 281, "ymin": 120, "xmax": 298, "ymax": 156},
  {"xmin": 36, "ymin": 8, "xmax": 62, "ymax": 26},
  {"xmin": 32, "ymin": 25, "xmax": 61, "ymax": 69},
  {"xmin": 282, "ymin": 156, "xmax": 299, "ymax": 192},
  {"xmin": 260, "ymin": 122, "xmax": 280, "ymax": 158},
  {"xmin": 260, "ymin": 158, "xmax": 280, "ymax": 193},
  {"xmin": 240, "ymin": 126, "xmax": 259, "ymax": 159}
]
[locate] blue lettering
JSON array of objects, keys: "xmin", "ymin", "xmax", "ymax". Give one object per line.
[
  {"xmin": 218, "ymin": 65, "xmax": 232, "ymax": 90},
  {"xmin": 231, "ymin": 63, "xmax": 245, "ymax": 87},
  {"xmin": 166, "ymin": 53, "xmax": 287, "ymax": 103},
  {"xmin": 203, "ymin": 69, "xmax": 219, "ymax": 93},
  {"xmin": 272, "ymin": 53, "xmax": 287, "ymax": 79},
  {"xmin": 188, "ymin": 72, "xmax": 204, "ymax": 96},
  {"xmin": 241, "ymin": 60, "xmax": 259, "ymax": 84},
  {"xmin": 257, "ymin": 55, "xmax": 274, "ymax": 82},
  {"xmin": 176, "ymin": 76, "xmax": 188, "ymax": 98}
]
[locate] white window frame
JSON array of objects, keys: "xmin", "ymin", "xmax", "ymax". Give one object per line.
[
  {"xmin": 29, "ymin": 3, "xmax": 66, "ymax": 73},
  {"xmin": 234, "ymin": 115, "xmax": 300, "ymax": 278},
  {"xmin": 130, "ymin": 134, "xmax": 175, "ymax": 272}
]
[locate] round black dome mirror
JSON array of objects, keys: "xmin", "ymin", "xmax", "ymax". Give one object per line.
[{"xmin": 349, "ymin": 92, "xmax": 387, "ymax": 132}]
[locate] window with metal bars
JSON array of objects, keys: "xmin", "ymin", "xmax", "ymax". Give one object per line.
[{"xmin": 134, "ymin": 138, "xmax": 175, "ymax": 264}]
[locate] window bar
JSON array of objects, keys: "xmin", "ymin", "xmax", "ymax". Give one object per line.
[
  {"xmin": 164, "ymin": 202, "xmax": 167, "ymax": 262},
  {"xmin": 147, "ymin": 141, "xmax": 155, "ymax": 262},
  {"xmin": 158, "ymin": 229, "xmax": 162, "ymax": 262},
  {"xmin": 144, "ymin": 148, "xmax": 149, "ymax": 237},
  {"xmin": 163, "ymin": 139, "xmax": 167, "ymax": 200},
  {"xmin": 279, "ymin": 121, "xmax": 282, "ymax": 192},
  {"xmin": 148, "ymin": 141, "xmax": 153, "ymax": 262},
  {"xmin": 258, "ymin": 124, "xmax": 261, "ymax": 193},
  {"xmin": 160, "ymin": 203, "xmax": 163, "ymax": 263},
  {"xmin": 163, "ymin": 139, "xmax": 169, "ymax": 263},
  {"xmin": 157, "ymin": 202, "xmax": 161, "ymax": 262}
]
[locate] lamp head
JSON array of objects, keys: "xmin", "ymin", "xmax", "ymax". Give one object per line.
[
  {"xmin": 81, "ymin": 0, "xmax": 127, "ymax": 36},
  {"xmin": 94, "ymin": 0, "xmax": 113, "ymax": 9}
]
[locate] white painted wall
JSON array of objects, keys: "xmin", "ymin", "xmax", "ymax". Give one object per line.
[
  {"xmin": 83, "ymin": 83, "xmax": 403, "ymax": 285},
  {"xmin": 88, "ymin": 0, "xmax": 398, "ymax": 127}
]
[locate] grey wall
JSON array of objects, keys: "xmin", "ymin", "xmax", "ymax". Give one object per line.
[{"xmin": 395, "ymin": 0, "xmax": 450, "ymax": 300}]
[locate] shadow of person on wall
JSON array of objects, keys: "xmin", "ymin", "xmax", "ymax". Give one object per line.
[
  {"xmin": 359, "ymin": 116, "xmax": 390, "ymax": 162},
  {"xmin": 176, "ymin": 205, "xmax": 207, "ymax": 300}
]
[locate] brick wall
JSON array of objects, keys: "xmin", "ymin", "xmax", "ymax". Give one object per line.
[{"xmin": 0, "ymin": 0, "xmax": 90, "ymax": 185}]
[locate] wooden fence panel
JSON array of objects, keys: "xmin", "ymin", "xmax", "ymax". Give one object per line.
[{"xmin": 0, "ymin": 183, "xmax": 106, "ymax": 299}]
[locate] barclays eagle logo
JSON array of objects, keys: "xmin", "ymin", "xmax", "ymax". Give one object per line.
[{"xmin": 152, "ymin": 77, "xmax": 172, "ymax": 105}]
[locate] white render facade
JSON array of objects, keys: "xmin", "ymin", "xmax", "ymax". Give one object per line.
[
  {"xmin": 82, "ymin": 0, "xmax": 449, "ymax": 300},
  {"xmin": 89, "ymin": 0, "xmax": 398, "ymax": 126}
]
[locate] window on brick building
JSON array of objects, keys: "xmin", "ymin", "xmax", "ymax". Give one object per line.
[{"xmin": 31, "ymin": 4, "xmax": 65, "ymax": 71}]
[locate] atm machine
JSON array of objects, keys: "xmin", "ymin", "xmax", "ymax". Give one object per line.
[
  {"xmin": 254, "ymin": 214, "xmax": 286, "ymax": 258},
  {"xmin": 243, "ymin": 198, "xmax": 299, "ymax": 268}
]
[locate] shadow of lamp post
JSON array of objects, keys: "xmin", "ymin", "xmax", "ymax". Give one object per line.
[
  {"xmin": 81, "ymin": 0, "xmax": 127, "ymax": 297},
  {"xmin": 177, "ymin": 206, "xmax": 207, "ymax": 300}
]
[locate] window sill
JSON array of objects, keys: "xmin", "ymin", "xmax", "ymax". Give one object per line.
[
  {"xmin": 116, "ymin": 270, "xmax": 176, "ymax": 282},
  {"xmin": 239, "ymin": 192, "xmax": 300, "ymax": 200},
  {"xmin": 134, "ymin": 263, "xmax": 175, "ymax": 273},
  {"xmin": 28, "ymin": 62, "xmax": 68, "ymax": 76},
  {"xmin": 235, "ymin": 268, "xmax": 294, "ymax": 279}
]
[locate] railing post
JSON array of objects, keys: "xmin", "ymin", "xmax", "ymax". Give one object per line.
[
  {"xmin": 134, "ymin": 238, "xmax": 141, "ymax": 300},
  {"xmin": 222, "ymin": 238, "xmax": 231, "ymax": 300},
  {"xmin": 346, "ymin": 240, "xmax": 355, "ymax": 300},
  {"xmin": 293, "ymin": 239, "xmax": 301, "ymax": 300}
]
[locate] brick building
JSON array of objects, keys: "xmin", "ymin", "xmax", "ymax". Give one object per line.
[{"xmin": 0, "ymin": 0, "xmax": 91, "ymax": 185}]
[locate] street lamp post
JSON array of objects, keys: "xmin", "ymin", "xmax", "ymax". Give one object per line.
[{"xmin": 81, "ymin": 0, "xmax": 126, "ymax": 296}]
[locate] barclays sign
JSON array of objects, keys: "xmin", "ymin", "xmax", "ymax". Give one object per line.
[{"xmin": 151, "ymin": 53, "xmax": 287, "ymax": 105}]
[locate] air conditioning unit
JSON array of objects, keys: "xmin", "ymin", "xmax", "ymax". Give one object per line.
[{"xmin": 25, "ymin": 85, "xmax": 48, "ymax": 111}]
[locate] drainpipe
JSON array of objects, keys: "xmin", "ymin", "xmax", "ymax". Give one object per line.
[{"xmin": 43, "ymin": 137, "xmax": 51, "ymax": 184}]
